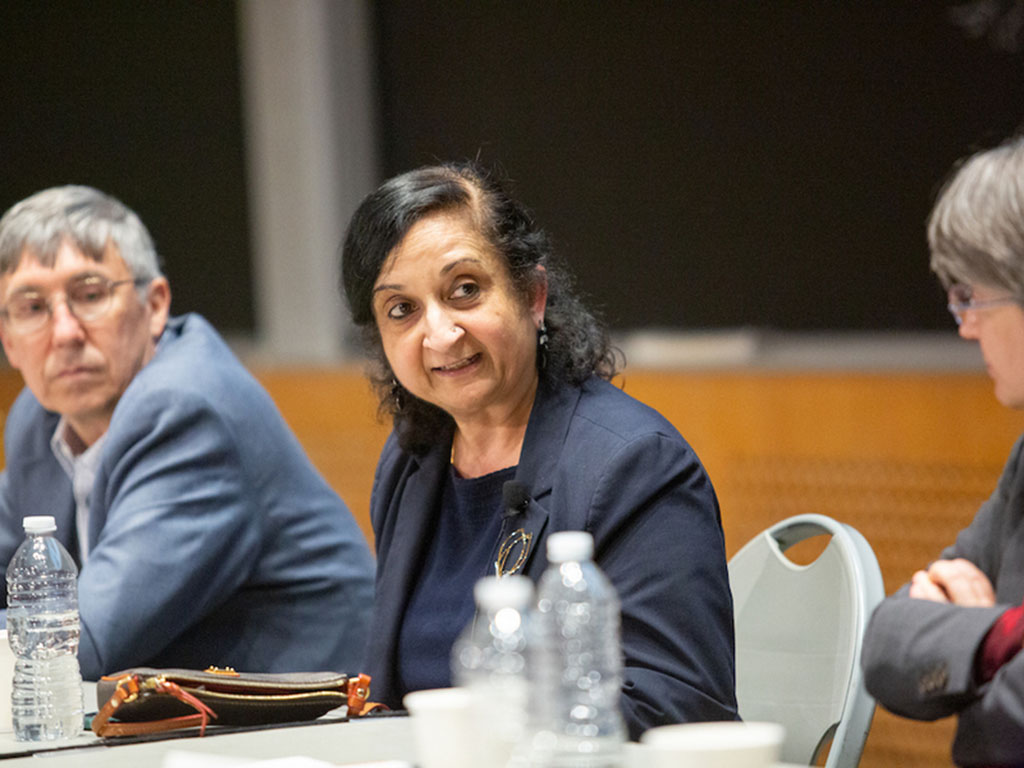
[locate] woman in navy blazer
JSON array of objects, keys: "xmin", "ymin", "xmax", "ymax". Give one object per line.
[{"xmin": 340, "ymin": 162, "xmax": 737, "ymax": 738}]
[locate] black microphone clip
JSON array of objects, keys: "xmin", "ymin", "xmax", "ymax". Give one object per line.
[{"xmin": 502, "ymin": 481, "xmax": 530, "ymax": 518}]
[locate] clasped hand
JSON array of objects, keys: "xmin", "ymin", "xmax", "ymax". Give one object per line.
[{"xmin": 909, "ymin": 558, "xmax": 996, "ymax": 607}]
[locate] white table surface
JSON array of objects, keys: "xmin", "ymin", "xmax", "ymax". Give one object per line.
[
  {"xmin": 0, "ymin": 713, "xmax": 417, "ymax": 766},
  {"xmin": 0, "ymin": 684, "xmax": 803, "ymax": 767},
  {"xmin": 0, "ymin": 716, "xmax": 806, "ymax": 768}
]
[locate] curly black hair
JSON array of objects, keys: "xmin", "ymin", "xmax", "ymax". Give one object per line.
[{"xmin": 340, "ymin": 162, "xmax": 618, "ymax": 454}]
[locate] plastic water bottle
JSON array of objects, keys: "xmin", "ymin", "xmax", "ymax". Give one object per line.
[
  {"xmin": 530, "ymin": 531, "xmax": 625, "ymax": 768},
  {"xmin": 452, "ymin": 575, "xmax": 534, "ymax": 768},
  {"xmin": 6, "ymin": 516, "xmax": 84, "ymax": 741}
]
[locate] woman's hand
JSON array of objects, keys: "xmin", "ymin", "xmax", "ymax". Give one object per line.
[
  {"xmin": 908, "ymin": 558, "xmax": 995, "ymax": 607},
  {"xmin": 909, "ymin": 569, "xmax": 950, "ymax": 602}
]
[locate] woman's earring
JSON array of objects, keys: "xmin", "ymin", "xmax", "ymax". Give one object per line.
[
  {"xmin": 537, "ymin": 320, "xmax": 549, "ymax": 369},
  {"xmin": 390, "ymin": 378, "xmax": 405, "ymax": 411}
]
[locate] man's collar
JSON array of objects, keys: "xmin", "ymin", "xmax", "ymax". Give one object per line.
[{"xmin": 50, "ymin": 415, "xmax": 106, "ymax": 469}]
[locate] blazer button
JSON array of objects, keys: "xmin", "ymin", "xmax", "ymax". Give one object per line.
[{"xmin": 918, "ymin": 663, "xmax": 949, "ymax": 696}]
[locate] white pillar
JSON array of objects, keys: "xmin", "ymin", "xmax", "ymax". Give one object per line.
[{"xmin": 238, "ymin": 0, "xmax": 379, "ymax": 361}]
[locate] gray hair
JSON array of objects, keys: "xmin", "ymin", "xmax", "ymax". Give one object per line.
[
  {"xmin": 929, "ymin": 135, "xmax": 1024, "ymax": 298},
  {"xmin": 0, "ymin": 185, "xmax": 163, "ymax": 284}
]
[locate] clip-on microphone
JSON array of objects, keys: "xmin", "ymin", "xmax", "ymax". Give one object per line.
[{"xmin": 502, "ymin": 481, "xmax": 530, "ymax": 519}]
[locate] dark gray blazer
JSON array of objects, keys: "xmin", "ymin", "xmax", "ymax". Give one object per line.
[
  {"xmin": 862, "ymin": 434, "xmax": 1024, "ymax": 766},
  {"xmin": 0, "ymin": 314, "xmax": 375, "ymax": 680},
  {"xmin": 365, "ymin": 374, "xmax": 738, "ymax": 739}
]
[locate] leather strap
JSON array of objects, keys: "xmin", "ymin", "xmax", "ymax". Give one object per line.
[
  {"xmin": 94, "ymin": 671, "xmax": 377, "ymax": 737},
  {"xmin": 92, "ymin": 674, "xmax": 217, "ymax": 738},
  {"xmin": 346, "ymin": 673, "xmax": 372, "ymax": 716}
]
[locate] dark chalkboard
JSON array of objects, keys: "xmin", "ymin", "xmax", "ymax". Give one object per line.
[
  {"xmin": 374, "ymin": 1, "xmax": 1024, "ymax": 331},
  {"xmin": 2, "ymin": 2, "xmax": 1020, "ymax": 335},
  {"xmin": 0, "ymin": 1, "xmax": 252, "ymax": 334}
]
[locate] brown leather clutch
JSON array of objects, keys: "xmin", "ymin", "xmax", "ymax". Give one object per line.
[{"xmin": 93, "ymin": 666, "xmax": 372, "ymax": 738}]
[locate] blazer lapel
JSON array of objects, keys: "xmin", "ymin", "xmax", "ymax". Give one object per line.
[
  {"xmin": 373, "ymin": 440, "xmax": 449, "ymax": 697},
  {"xmin": 21, "ymin": 465, "xmax": 77, "ymax": 565},
  {"xmin": 507, "ymin": 377, "xmax": 583, "ymax": 579}
]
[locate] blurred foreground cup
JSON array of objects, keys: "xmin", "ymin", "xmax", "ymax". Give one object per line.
[
  {"xmin": 403, "ymin": 687, "xmax": 481, "ymax": 768},
  {"xmin": 0, "ymin": 630, "xmax": 12, "ymax": 733},
  {"xmin": 638, "ymin": 721, "xmax": 785, "ymax": 768}
]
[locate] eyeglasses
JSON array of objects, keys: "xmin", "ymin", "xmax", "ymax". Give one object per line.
[
  {"xmin": 0, "ymin": 275, "xmax": 144, "ymax": 335},
  {"xmin": 947, "ymin": 283, "xmax": 1020, "ymax": 326}
]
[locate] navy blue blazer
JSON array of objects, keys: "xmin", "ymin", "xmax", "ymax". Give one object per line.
[
  {"xmin": 366, "ymin": 374, "xmax": 738, "ymax": 738},
  {"xmin": 0, "ymin": 314, "xmax": 375, "ymax": 679}
]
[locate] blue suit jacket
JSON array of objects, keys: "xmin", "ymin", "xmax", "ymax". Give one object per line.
[
  {"xmin": 366, "ymin": 374, "xmax": 738, "ymax": 738},
  {"xmin": 0, "ymin": 314, "xmax": 375, "ymax": 680}
]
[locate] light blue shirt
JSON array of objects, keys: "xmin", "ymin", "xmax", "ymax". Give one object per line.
[{"xmin": 49, "ymin": 417, "xmax": 106, "ymax": 565}]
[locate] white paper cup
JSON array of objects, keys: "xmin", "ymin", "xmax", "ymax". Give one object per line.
[
  {"xmin": 0, "ymin": 630, "xmax": 12, "ymax": 733},
  {"xmin": 403, "ymin": 687, "xmax": 481, "ymax": 768},
  {"xmin": 639, "ymin": 721, "xmax": 785, "ymax": 768}
]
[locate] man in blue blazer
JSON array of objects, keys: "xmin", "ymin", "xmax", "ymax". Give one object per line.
[{"xmin": 0, "ymin": 186, "xmax": 374, "ymax": 680}]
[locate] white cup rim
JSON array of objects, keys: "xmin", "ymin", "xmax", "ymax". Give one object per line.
[
  {"xmin": 403, "ymin": 686, "xmax": 473, "ymax": 713},
  {"xmin": 641, "ymin": 720, "xmax": 785, "ymax": 750}
]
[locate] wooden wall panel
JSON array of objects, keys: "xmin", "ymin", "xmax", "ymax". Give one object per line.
[
  {"xmin": 616, "ymin": 371, "xmax": 1020, "ymax": 768},
  {"xmin": 1, "ymin": 366, "xmax": 1020, "ymax": 767},
  {"xmin": 251, "ymin": 368, "xmax": 388, "ymax": 547}
]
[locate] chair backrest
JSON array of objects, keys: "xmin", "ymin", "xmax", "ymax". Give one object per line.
[{"xmin": 728, "ymin": 514, "xmax": 884, "ymax": 768}]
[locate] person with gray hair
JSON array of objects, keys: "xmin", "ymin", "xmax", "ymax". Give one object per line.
[
  {"xmin": 862, "ymin": 134, "xmax": 1024, "ymax": 766},
  {"xmin": 0, "ymin": 185, "xmax": 374, "ymax": 680}
]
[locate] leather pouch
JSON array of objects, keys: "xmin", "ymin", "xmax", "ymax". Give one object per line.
[{"xmin": 93, "ymin": 667, "xmax": 372, "ymax": 738}]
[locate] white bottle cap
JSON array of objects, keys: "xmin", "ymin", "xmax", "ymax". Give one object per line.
[
  {"xmin": 22, "ymin": 516, "xmax": 57, "ymax": 534},
  {"xmin": 546, "ymin": 531, "xmax": 594, "ymax": 563},
  {"xmin": 474, "ymin": 575, "xmax": 534, "ymax": 611}
]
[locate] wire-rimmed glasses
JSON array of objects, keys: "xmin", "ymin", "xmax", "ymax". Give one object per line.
[
  {"xmin": 947, "ymin": 283, "xmax": 1020, "ymax": 326},
  {"xmin": 0, "ymin": 275, "xmax": 143, "ymax": 335}
]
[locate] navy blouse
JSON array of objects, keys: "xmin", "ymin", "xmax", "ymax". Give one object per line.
[{"xmin": 395, "ymin": 464, "xmax": 515, "ymax": 696}]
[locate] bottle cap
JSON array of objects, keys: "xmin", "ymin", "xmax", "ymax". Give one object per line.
[
  {"xmin": 474, "ymin": 575, "xmax": 534, "ymax": 611},
  {"xmin": 22, "ymin": 516, "xmax": 57, "ymax": 534},
  {"xmin": 546, "ymin": 530, "xmax": 594, "ymax": 563}
]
